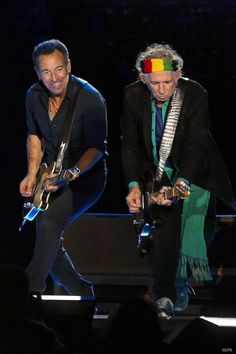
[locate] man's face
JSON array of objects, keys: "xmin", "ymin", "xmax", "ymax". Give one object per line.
[
  {"xmin": 36, "ymin": 49, "xmax": 71, "ymax": 97},
  {"xmin": 140, "ymin": 70, "xmax": 181, "ymax": 102}
]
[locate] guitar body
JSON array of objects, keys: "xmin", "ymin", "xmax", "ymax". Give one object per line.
[
  {"xmin": 20, "ymin": 162, "xmax": 58, "ymax": 225},
  {"xmin": 140, "ymin": 170, "xmax": 163, "ymax": 226},
  {"xmin": 134, "ymin": 171, "xmax": 162, "ymax": 256},
  {"xmin": 134, "ymin": 170, "xmax": 189, "ymax": 255},
  {"xmin": 31, "ymin": 162, "xmax": 56, "ymax": 210}
]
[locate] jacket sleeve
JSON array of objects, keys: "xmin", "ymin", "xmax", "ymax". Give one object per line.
[
  {"xmin": 121, "ymin": 86, "xmax": 149, "ymax": 187},
  {"xmin": 172, "ymin": 82, "xmax": 211, "ymax": 183}
]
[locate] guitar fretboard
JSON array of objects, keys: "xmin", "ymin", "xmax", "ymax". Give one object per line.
[{"xmin": 164, "ymin": 188, "xmax": 179, "ymax": 199}]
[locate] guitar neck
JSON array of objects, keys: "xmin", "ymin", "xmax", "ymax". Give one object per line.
[
  {"xmin": 49, "ymin": 174, "xmax": 61, "ymax": 186},
  {"xmin": 48, "ymin": 169, "xmax": 72, "ymax": 186},
  {"xmin": 148, "ymin": 186, "xmax": 189, "ymax": 204},
  {"xmin": 47, "ymin": 170, "xmax": 65, "ymax": 186},
  {"xmin": 164, "ymin": 188, "xmax": 179, "ymax": 199}
]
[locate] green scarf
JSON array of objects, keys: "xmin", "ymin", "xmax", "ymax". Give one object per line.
[
  {"xmin": 151, "ymin": 98, "xmax": 212, "ymax": 282},
  {"xmin": 176, "ymin": 184, "xmax": 212, "ymax": 281}
]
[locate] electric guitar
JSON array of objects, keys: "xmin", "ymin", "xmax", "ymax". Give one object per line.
[
  {"xmin": 19, "ymin": 162, "xmax": 72, "ymax": 231},
  {"xmin": 133, "ymin": 173, "xmax": 190, "ymax": 255},
  {"xmin": 142, "ymin": 184, "xmax": 190, "ymax": 209}
]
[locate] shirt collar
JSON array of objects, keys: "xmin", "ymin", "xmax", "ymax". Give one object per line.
[{"xmin": 151, "ymin": 96, "xmax": 170, "ymax": 107}]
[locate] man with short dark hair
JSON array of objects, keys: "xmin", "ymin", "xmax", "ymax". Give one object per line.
[{"xmin": 19, "ymin": 39, "xmax": 108, "ymax": 298}]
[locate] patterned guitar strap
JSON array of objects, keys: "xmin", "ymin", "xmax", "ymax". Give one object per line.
[{"xmin": 155, "ymin": 79, "xmax": 187, "ymax": 182}]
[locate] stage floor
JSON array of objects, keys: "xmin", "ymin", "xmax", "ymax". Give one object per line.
[
  {"xmin": 44, "ymin": 213, "xmax": 236, "ymax": 352},
  {"xmin": 42, "ymin": 271, "xmax": 236, "ymax": 353}
]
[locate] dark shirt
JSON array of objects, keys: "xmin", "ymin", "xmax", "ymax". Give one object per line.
[{"xmin": 26, "ymin": 74, "xmax": 108, "ymax": 169}]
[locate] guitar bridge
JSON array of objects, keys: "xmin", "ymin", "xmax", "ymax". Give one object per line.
[
  {"xmin": 134, "ymin": 220, "xmax": 155, "ymax": 250},
  {"xmin": 23, "ymin": 201, "xmax": 33, "ymax": 209},
  {"xmin": 137, "ymin": 222, "xmax": 155, "ymax": 237},
  {"xmin": 133, "ymin": 207, "xmax": 161, "ymax": 256}
]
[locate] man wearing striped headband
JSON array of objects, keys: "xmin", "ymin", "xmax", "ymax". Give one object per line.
[
  {"xmin": 138, "ymin": 50, "xmax": 182, "ymax": 105},
  {"xmin": 121, "ymin": 43, "xmax": 236, "ymax": 318}
]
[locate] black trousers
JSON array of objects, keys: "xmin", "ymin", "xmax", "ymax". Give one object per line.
[
  {"xmin": 149, "ymin": 201, "xmax": 181, "ymax": 302},
  {"xmin": 142, "ymin": 171, "xmax": 181, "ymax": 303},
  {"xmin": 148, "ymin": 175, "xmax": 216, "ymax": 303},
  {"xmin": 26, "ymin": 166, "xmax": 107, "ymax": 295}
]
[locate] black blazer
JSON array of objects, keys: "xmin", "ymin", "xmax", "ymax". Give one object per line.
[{"xmin": 121, "ymin": 78, "xmax": 235, "ymax": 208}]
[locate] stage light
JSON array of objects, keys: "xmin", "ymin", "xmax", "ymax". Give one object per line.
[{"xmin": 200, "ymin": 316, "xmax": 236, "ymax": 327}]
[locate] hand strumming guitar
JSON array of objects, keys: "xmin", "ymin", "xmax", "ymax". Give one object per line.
[
  {"xmin": 126, "ymin": 185, "xmax": 142, "ymax": 213},
  {"xmin": 19, "ymin": 175, "xmax": 37, "ymax": 197}
]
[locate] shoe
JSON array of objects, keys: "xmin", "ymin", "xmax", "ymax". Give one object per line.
[
  {"xmin": 174, "ymin": 280, "xmax": 195, "ymax": 312},
  {"xmin": 156, "ymin": 297, "xmax": 174, "ymax": 319}
]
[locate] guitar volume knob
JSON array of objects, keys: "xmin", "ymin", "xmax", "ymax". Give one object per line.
[{"xmin": 23, "ymin": 202, "xmax": 33, "ymax": 209}]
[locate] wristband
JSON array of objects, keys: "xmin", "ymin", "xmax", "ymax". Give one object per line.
[
  {"xmin": 128, "ymin": 181, "xmax": 139, "ymax": 190},
  {"xmin": 73, "ymin": 166, "xmax": 81, "ymax": 177},
  {"xmin": 65, "ymin": 166, "xmax": 80, "ymax": 182}
]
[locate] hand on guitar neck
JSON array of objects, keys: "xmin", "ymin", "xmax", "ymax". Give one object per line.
[
  {"xmin": 148, "ymin": 179, "xmax": 190, "ymax": 207},
  {"xmin": 149, "ymin": 186, "xmax": 174, "ymax": 206},
  {"xmin": 133, "ymin": 178, "xmax": 190, "ymax": 255}
]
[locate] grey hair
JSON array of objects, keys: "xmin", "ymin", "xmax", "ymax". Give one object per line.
[{"xmin": 135, "ymin": 43, "xmax": 184, "ymax": 73}]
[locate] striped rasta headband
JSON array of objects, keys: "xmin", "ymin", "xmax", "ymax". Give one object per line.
[{"xmin": 141, "ymin": 58, "xmax": 178, "ymax": 73}]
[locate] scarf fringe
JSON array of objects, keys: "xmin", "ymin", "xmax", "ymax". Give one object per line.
[{"xmin": 176, "ymin": 253, "xmax": 212, "ymax": 281}]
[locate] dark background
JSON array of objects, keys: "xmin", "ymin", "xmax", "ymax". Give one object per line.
[{"xmin": 1, "ymin": 0, "xmax": 236, "ymax": 266}]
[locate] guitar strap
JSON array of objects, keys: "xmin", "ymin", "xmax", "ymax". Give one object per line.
[
  {"xmin": 154, "ymin": 78, "xmax": 187, "ymax": 182},
  {"xmin": 55, "ymin": 80, "xmax": 85, "ymax": 173}
]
